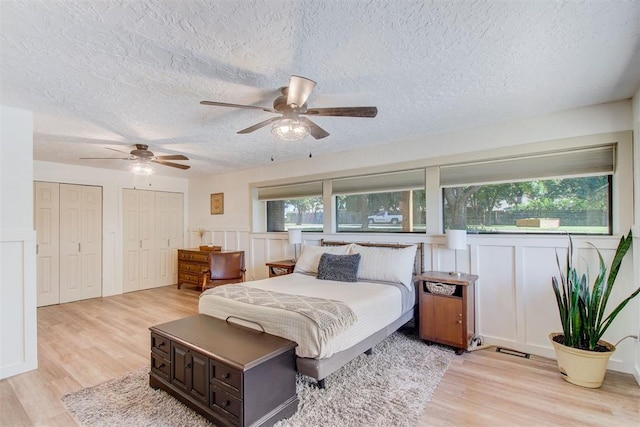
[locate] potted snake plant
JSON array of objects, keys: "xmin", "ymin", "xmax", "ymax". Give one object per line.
[{"xmin": 550, "ymin": 230, "xmax": 640, "ymax": 388}]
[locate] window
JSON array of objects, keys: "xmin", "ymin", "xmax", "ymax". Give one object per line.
[
  {"xmin": 266, "ymin": 197, "xmax": 324, "ymax": 232},
  {"xmin": 333, "ymin": 170, "xmax": 426, "ymax": 233},
  {"xmin": 259, "ymin": 181, "xmax": 323, "ymax": 232},
  {"xmin": 441, "ymin": 145, "xmax": 614, "ymax": 235}
]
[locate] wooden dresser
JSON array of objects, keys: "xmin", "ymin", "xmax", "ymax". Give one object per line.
[
  {"xmin": 150, "ymin": 314, "xmax": 298, "ymax": 426},
  {"xmin": 177, "ymin": 249, "xmax": 216, "ymax": 289}
]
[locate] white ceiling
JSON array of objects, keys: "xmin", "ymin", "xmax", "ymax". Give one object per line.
[{"xmin": 1, "ymin": 0, "xmax": 639, "ymax": 178}]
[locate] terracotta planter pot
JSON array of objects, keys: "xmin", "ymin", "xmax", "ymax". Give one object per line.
[{"xmin": 549, "ymin": 332, "xmax": 615, "ymax": 388}]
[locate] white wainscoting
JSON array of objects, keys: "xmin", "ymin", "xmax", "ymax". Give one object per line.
[
  {"xmin": 0, "ymin": 230, "xmax": 37, "ymax": 379},
  {"xmin": 191, "ymin": 228, "xmax": 638, "ymax": 374}
]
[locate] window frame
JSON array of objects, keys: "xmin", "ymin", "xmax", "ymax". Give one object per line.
[{"xmin": 250, "ymin": 131, "xmax": 633, "ymax": 237}]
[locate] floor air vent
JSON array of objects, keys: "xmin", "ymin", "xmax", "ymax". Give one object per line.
[{"xmin": 496, "ymin": 347, "xmax": 530, "ymax": 359}]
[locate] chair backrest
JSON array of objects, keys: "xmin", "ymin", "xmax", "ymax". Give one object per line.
[{"xmin": 208, "ymin": 251, "xmax": 245, "ymax": 280}]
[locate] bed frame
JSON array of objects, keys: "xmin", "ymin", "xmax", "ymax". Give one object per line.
[{"xmin": 296, "ymin": 240, "xmax": 424, "ymax": 388}]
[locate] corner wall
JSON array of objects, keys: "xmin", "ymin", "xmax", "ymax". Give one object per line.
[{"xmin": 1, "ymin": 105, "xmax": 37, "ymax": 379}]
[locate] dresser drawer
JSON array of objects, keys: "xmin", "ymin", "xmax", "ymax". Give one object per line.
[
  {"xmin": 211, "ymin": 385, "xmax": 242, "ymax": 421},
  {"xmin": 211, "ymin": 360, "xmax": 242, "ymax": 396},
  {"xmin": 151, "ymin": 333, "xmax": 170, "ymax": 358},
  {"xmin": 150, "ymin": 351, "xmax": 170, "ymax": 380},
  {"xmin": 179, "ymin": 272, "xmax": 201, "ymax": 284},
  {"xmin": 179, "ymin": 251, "xmax": 210, "ymax": 263},
  {"xmin": 180, "ymin": 262, "xmax": 206, "ymax": 273}
]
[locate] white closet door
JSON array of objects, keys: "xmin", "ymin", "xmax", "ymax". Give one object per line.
[
  {"xmin": 59, "ymin": 184, "xmax": 83, "ymax": 303},
  {"xmin": 123, "ymin": 189, "xmax": 140, "ymax": 292},
  {"xmin": 155, "ymin": 191, "xmax": 172, "ymax": 287},
  {"xmin": 35, "ymin": 182, "xmax": 60, "ymax": 307},
  {"xmin": 138, "ymin": 190, "xmax": 156, "ymax": 290},
  {"xmin": 169, "ymin": 192, "xmax": 184, "ymax": 284},
  {"xmin": 81, "ymin": 186, "xmax": 102, "ymax": 299}
]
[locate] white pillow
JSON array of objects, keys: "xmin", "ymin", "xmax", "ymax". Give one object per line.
[
  {"xmin": 350, "ymin": 244, "xmax": 417, "ymax": 290},
  {"xmin": 293, "ymin": 244, "xmax": 353, "ymax": 275}
]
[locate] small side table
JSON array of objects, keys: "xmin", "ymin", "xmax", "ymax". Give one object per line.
[
  {"xmin": 417, "ymin": 271, "xmax": 478, "ymax": 354},
  {"xmin": 265, "ymin": 260, "xmax": 296, "ymax": 277}
]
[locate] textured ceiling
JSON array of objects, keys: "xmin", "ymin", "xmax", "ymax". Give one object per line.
[{"xmin": 1, "ymin": 0, "xmax": 639, "ymax": 178}]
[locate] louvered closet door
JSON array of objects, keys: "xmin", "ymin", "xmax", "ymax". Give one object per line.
[{"xmin": 35, "ymin": 182, "xmax": 60, "ymax": 307}]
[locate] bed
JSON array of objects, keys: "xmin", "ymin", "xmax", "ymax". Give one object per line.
[{"xmin": 198, "ymin": 240, "xmax": 423, "ymax": 388}]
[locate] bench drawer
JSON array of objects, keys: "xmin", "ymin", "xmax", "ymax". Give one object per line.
[
  {"xmin": 211, "ymin": 360, "xmax": 242, "ymax": 396},
  {"xmin": 151, "ymin": 333, "xmax": 170, "ymax": 358},
  {"xmin": 211, "ymin": 386, "xmax": 242, "ymax": 421}
]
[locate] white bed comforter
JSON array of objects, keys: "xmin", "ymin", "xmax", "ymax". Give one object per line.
[{"xmin": 198, "ymin": 273, "xmax": 402, "ymax": 359}]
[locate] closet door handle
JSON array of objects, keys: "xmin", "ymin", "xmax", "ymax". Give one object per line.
[
  {"xmin": 140, "ymin": 240, "xmax": 142, "ymax": 249},
  {"xmin": 78, "ymin": 243, "xmax": 81, "ymax": 252}
]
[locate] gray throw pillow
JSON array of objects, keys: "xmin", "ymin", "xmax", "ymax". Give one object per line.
[{"xmin": 317, "ymin": 253, "xmax": 361, "ymax": 282}]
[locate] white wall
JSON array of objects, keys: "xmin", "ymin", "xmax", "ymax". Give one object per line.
[
  {"xmin": 0, "ymin": 106, "xmax": 37, "ymax": 379},
  {"xmin": 632, "ymin": 88, "xmax": 640, "ymax": 384},
  {"xmin": 33, "ymin": 161, "xmax": 189, "ymax": 296},
  {"xmin": 188, "ymin": 99, "xmax": 639, "ymax": 375}
]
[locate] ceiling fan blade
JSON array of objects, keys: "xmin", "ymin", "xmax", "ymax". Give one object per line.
[
  {"xmin": 105, "ymin": 147, "xmax": 133, "ymax": 155},
  {"xmin": 299, "ymin": 117, "xmax": 330, "ymax": 139},
  {"xmin": 237, "ymin": 117, "xmax": 281, "ymax": 134},
  {"xmin": 80, "ymin": 157, "xmax": 131, "ymax": 160},
  {"xmin": 287, "ymin": 76, "xmax": 316, "ymax": 108},
  {"xmin": 154, "ymin": 154, "xmax": 189, "ymax": 161},
  {"xmin": 200, "ymin": 101, "xmax": 276, "ymax": 114},
  {"xmin": 304, "ymin": 106, "xmax": 378, "ymax": 118},
  {"xmin": 151, "ymin": 159, "xmax": 191, "ymax": 170}
]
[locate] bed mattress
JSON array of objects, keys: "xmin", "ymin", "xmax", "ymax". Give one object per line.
[{"xmin": 198, "ymin": 273, "xmax": 409, "ymax": 359}]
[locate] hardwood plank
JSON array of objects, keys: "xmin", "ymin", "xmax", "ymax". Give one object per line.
[{"xmin": 1, "ymin": 285, "xmax": 638, "ymax": 426}]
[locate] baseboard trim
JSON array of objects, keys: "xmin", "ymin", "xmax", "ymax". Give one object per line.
[{"xmin": 634, "ymin": 365, "xmax": 640, "ymax": 386}]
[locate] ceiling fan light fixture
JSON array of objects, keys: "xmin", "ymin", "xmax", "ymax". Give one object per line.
[
  {"xmin": 271, "ymin": 118, "xmax": 309, "ymax": 141},
  {"xmin": 129, "ymin": 160, "xmax": 154, "ymax": 176}
]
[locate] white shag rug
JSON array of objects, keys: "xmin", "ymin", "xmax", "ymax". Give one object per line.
[{"xmin": 62, "ymin": 332, "xmax": 454, "ymax": 427}]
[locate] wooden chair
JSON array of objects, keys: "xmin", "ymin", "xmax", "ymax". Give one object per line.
[{"xmin": 200, "ymin": 251, "xmax": 246, "ymax": 291}]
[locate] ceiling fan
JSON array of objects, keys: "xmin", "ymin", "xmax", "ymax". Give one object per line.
[
  {"xmin": 80, "ymin": 144, "xmax": 190, "ymax": 174},
  {"xmin": 200, "ymin": 75, "xmax": 377, "ymax": 141}
]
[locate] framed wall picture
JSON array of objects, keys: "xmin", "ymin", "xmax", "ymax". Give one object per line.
[{"xmin": 210, "ymin": 192, "xmax": 224, "ymax": 215}]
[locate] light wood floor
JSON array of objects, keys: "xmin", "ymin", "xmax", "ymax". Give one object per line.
[{"xmin": 1, "ymin": 286, "xmax": 638, "ymax": 426}]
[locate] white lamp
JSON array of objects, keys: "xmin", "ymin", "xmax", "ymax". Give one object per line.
[
  {"xmin": 288, "ymin": 228, "xmax": 302, "ymax": 261},
  {"xmin": 446, "ymin": 229, "xmax": 467, "ymax": 276}
]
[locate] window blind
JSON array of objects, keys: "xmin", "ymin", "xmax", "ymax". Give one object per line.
[
  {"xmin": 332, "ymin": 169, "xmax": 425, "ymax": 195},
  {"xmin": 440, "ymin": 145, "xmax": 615, "ymax": 187},
  {"xmin": 257, "ymin": 181, "xmax": 322, "ymax": 201}
]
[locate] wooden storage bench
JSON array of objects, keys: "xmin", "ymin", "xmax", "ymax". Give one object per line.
[{"xmin": 149, "ymin": 314, "xmax": 298, "ymax": 426}]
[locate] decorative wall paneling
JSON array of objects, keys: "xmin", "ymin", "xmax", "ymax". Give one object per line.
[
  {"xmin": 187, "ymin": 228, "xmax": 637, "ymax": 374},
  {"xmin": 34, "ymin": 182, "xmax": 102, "ymax": 306},
  {"xmin": 123, "ymin": 189, "xmax": 183, "ymax": 292}
]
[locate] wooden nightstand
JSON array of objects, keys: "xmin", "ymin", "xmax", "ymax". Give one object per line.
[
  {"xmin": 265, "ymin": 260, "xmax": 296, "ymax": 277},
  {"xmin": 418, "ymin": 271, "xmax": 478, "ymax": 355}
]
